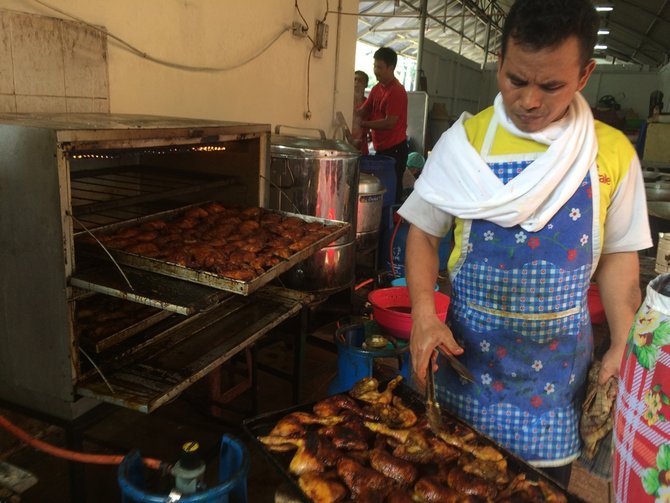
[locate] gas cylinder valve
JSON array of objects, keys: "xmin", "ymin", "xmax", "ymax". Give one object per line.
[{"xmin": 171, "ymin": 441, "xmax": 206, "ymax": 495}]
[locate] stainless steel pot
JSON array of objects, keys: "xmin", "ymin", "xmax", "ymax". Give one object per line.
[
  {"xmin": 270, "ymin": 126, "xmax": 359, "ymax": 292},
  {"xmin": 646, "ymin": 181, "xmax": 670, "ymax": 201},
  {"xmin": 356, "ymin": 173, "xmax": 385, "ymax": 252},
  {"xmin": 648, "ymin": 201, "xmax": 670, "ymax": 220},
  {"xmin": 281, "ymin": 241, "xmax": 356, "ymax": 294}
]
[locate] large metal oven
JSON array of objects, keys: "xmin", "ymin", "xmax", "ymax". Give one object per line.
[{"xmin": 0, "ymin": 113, "xmax": 340, "ymax": 421}]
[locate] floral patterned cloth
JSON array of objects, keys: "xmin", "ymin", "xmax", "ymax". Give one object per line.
[
  {"xmin": 437, "ymin": 156, "xmax": 594, "ymax": 465},
  {"xmin": 614, "ymin": 274, "xmax": 670, "ymax": 502}
]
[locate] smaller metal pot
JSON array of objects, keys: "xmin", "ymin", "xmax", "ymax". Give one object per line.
[{"xmin": 356, "ymin": 173, "xmax": 385, "ymax": 250}]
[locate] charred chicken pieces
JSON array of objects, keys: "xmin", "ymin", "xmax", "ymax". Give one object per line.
[
  {"xmin": 80, "ymin": 203, "xmax": 336, "ymax": 282},
  {"xmin": 258, "ymin": 377, "xmax": 569, "ymax": 503}
]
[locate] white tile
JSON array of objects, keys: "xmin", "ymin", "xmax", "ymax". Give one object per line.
[
  {"xmin": 61, "ymin": 20, "xmax": 109, "ymax": 99},
  {"xmin": 66, "ymin": 96, "xmax": 94, "ymax": 112},
  {"xmin": 92, "ymin": 98, "xmax": 109, "ymax": 112},
  {"xmin": 16, "ymin": 95, "xmax": 66, "ymax": 113},
  {"xmin": 0, "ymin": 94, "xmax": 16, "ymax": 112},
  {"xmin": 0, "ymin": 12, "xmax": 14, "ymax": 94},
  {"xmin": 10, "ymin": 12, "xmax": 65, "ymax": 97}
]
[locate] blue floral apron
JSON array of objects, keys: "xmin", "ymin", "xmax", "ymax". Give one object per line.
[{"xmin": 437, "ymin": 117, "xmax": 596, "ymax": 465}]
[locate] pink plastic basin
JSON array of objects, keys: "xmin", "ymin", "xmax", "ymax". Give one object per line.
[{"xmin": 368, "ymin": 286, "xmax": 450, "ymax": 340}]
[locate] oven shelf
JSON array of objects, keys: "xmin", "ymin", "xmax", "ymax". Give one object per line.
[
  {"xmin": 71, "ymin": 165, "xmax": 239, "ymax": 223},
  {"xmin": 70, "ymin": 263, "xmax": 233, "ymax": 315},
  {"xmin": 76, "ymin": 285, "xmax": 312, "ymax": 413}
]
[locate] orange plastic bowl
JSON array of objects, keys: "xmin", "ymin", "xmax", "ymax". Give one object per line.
[{"xmin": 368, "ymin": 286, "xmax": 450, "ymax": 340}]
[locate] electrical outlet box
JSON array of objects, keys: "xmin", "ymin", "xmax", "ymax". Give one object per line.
[
  {"xmin": 291, "ymin": 21, "xmax": 308, "ymax": 38},
  {"xmin": 315, "ymin": 20, "xmax": 328, "ymax": 50}
]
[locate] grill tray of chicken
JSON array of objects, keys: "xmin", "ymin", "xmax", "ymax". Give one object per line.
[
  {"xmin": 243, "ymin": 376, "xmax": 585, "ymax": 503},
  {"xmin": 75, "ymin": 202, "xmax": 350, "ymax": 296}
]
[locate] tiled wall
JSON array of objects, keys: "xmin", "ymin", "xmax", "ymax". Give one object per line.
[{"xmin": 0, "ymin": 9, "xmax": 109, "ymax": 113}]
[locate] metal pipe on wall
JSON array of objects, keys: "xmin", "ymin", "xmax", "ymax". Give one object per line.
[
  {"xmin": 331, "ymin": 0, "xmax": 343, "ymax": 130},
  {"xmin": 415, "ymin": 0, "xmax": 428, "ymax": 91}
]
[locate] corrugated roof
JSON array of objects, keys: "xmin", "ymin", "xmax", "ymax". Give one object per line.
[{"xmin": 358, "ymin": 0, "xmax": 670, "ymax": 68}]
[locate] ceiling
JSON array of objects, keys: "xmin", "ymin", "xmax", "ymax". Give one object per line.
[{"xmin": 357, "ymin": 0, "xmax": 670, "ymax": 68}]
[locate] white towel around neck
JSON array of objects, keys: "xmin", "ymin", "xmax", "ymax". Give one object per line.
[{"xmin": 413, "ymin": 92, "xmax": 597, "ymax": 232}]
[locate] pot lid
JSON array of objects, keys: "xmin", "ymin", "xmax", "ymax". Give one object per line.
[
  {"xmin": 359, "ymin": 172, "xmax": 384, "ymax": 193},
  {"xmin": 271, "ymin": 131, "xmax": 359, "ymax": 159}
]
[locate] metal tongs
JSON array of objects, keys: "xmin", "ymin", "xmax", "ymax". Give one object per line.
[
  {"xmin": 425, "ymin": 361, "xmax": 443, "ymax": 433},
  {"xmin": 437, "ymin": 346, "xmax": 475, "ymax": 383}
]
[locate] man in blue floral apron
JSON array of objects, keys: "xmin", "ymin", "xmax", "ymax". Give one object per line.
[{"xmin": 398, "ymin": 0, "xmax": 652, "ymax": 487}]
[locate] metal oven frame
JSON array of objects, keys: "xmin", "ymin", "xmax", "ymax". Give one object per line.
[{"xmin": 0, "ymin": 113, "xmax": 319, "ymax": 421}]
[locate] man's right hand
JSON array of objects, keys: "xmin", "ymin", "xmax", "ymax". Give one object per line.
[{"xmin": 410, "ymin": 313, "xmax": 462, "ymax": 388}]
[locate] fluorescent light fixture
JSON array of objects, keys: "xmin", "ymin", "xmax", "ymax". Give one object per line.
[
  {"xmin": 598, "ymin": 29, "xmax": 610, "ymax": 35},
  {"xmin": 596, "ymin": 6, "xmax": 614, "ymax": 12},
  {"xmin": 594, "ymin": 44, "xmax": 608, "ymax": 50}
]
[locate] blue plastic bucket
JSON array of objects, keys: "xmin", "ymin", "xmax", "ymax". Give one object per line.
[
  {"xmin": 328, "ymin": 322, "xmax": 411, "ymax": 394},
  {"xmin": 359, "ymin": 155, "xmax": 396, "ymax": 208},
  {"xmin": 380, "ymin": 210, "xmax": 452, "ymax": 278},
  {"xmin": 118, "ymin": 435, "xmax": 248, "ymax": 503}
]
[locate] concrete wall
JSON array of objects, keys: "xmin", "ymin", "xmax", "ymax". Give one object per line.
[
  {"xmin": 583, "ymin": 66, "xmax": 662, "ymax": 120},
  {"xmin": 1, "ymin": 0, "xmax": 358, "ymax": 136},
  {"xmin": 660, "ymin": 63, "xmax": 670, "ymax": 113},
  {"xmin": 420, "ymin": 38, "xmax": 486, "ymax": 148}
]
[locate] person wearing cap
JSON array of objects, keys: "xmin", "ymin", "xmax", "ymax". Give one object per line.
[
  {"xmin": 398, "ymin": 0, "xmax": 651, "ymax": 486},
  {"xmin": 402, "ymin": 152, "xmax": 426, "ymax": 200}
]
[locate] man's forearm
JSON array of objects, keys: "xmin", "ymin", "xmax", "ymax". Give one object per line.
[
  {"xmin": 594, "ymin": 252, "xmax": 641, "ymax": 349},
  {"xmin": 406, "ymin": 224, "xmax": 441, "ymax": 316},
  {"xmin": 361, "ymin": 116, "xmax": 398, "ymax": 131},
  {"xmin": 593, "ymin": 251, "xmax": 642, "ymax": 382}
]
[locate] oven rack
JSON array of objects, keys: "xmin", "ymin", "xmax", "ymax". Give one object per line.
[{"xmin": 70, "ymin": 165, "xmax": 240, "ymax": 223}]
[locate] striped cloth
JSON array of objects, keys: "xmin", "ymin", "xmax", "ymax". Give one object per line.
[{"xmin": 613, "ymin": 274, "xmax": 670, "ymax": 502}]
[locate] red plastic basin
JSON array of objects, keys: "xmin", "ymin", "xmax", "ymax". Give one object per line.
[
  {"xmin": 368, "ymin": 286, "xmax": 450, "ymax": 340},
  {"xmin": 588, "ymin": 283, "xmax": 606, "ymax": 324}
]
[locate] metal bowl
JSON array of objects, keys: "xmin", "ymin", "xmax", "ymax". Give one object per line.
[
  {"xmin": 646, "ymin": 182, "xmax": 670, "ymax": 201},
  {"xmin": 648, "ymin": 201, "xmax": 670, "ymax": 220}
]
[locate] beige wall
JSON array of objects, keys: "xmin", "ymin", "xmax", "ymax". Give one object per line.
[{"xmin": 2, "ymin": 0, "xmax": 358, "ymax": 136}]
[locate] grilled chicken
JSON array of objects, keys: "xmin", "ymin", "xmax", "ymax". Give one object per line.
[
  {"xmin": 446, "ymin": 465, "xmax": 497, "ymax": 500},
  {"xmin": 369, "ymin": 448, "xmax": 418, "ymax": 487},
  {"xmin": 497, "ymin": 474, "xmax": 567, "ymax": 503},
  {"xmin": 436, "ymin": 423, "xmax": 477, "ymax": 449},
  {"xmin": 414, "ymin": 476, "xmax": 464, "ymax": 502},
  {"xmin": 258, "ymin": 378, "xmax": 569, "ymax": 503},
  {"xmin": 313, "ymin": 394, "xmax": 366, "ymax": 417},
  {"xmin": 320, "ymin": 419, "xmax": 371, "ymax": 451},
  {"xmin": 349, "ymin": 375, "xmax": 402, "ymax": 405},
  {"xmin": 337, "ymin": 457, "xmax": 393, "ymax": 499},
  {"xmin": 460, "ymin": 454, "xmax": 509, "ymax": 485},
  {"xmin": 363, "ymin": 421, "xmax": 410, "ymax": 444},
  {"xmin": 374, "ymin": 396, "xmax": 418, "ymax": 428},
  {"xmin": 386, "ymin": 491, "xmax": 415, "ymax": 503},
  {"xmin": 268, "ymin": 411, "xmax": 346, "ymax": 440},
  {"xmin": 298, "ymin": 471, "xmax": 347, "ymax": 503}
]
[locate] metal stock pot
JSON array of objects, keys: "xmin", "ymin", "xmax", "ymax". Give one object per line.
[{"xmin": 270, "ymin": 126, "xmax": 359, "ymax": 293}]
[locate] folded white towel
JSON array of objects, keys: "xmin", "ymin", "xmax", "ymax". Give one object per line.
[{"xmin": 414, "ymin": 92, "xmax": 597, "ymax": 232}]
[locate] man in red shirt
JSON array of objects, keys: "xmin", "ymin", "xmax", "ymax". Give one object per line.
[{"xmin": 357, "ymin": 47, "xmax": 408, "ymax": 203}]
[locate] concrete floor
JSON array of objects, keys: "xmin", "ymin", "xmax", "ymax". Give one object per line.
[{"xmin": 0, "ymin": 309, "xmax": 612, "ymax": 503}]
